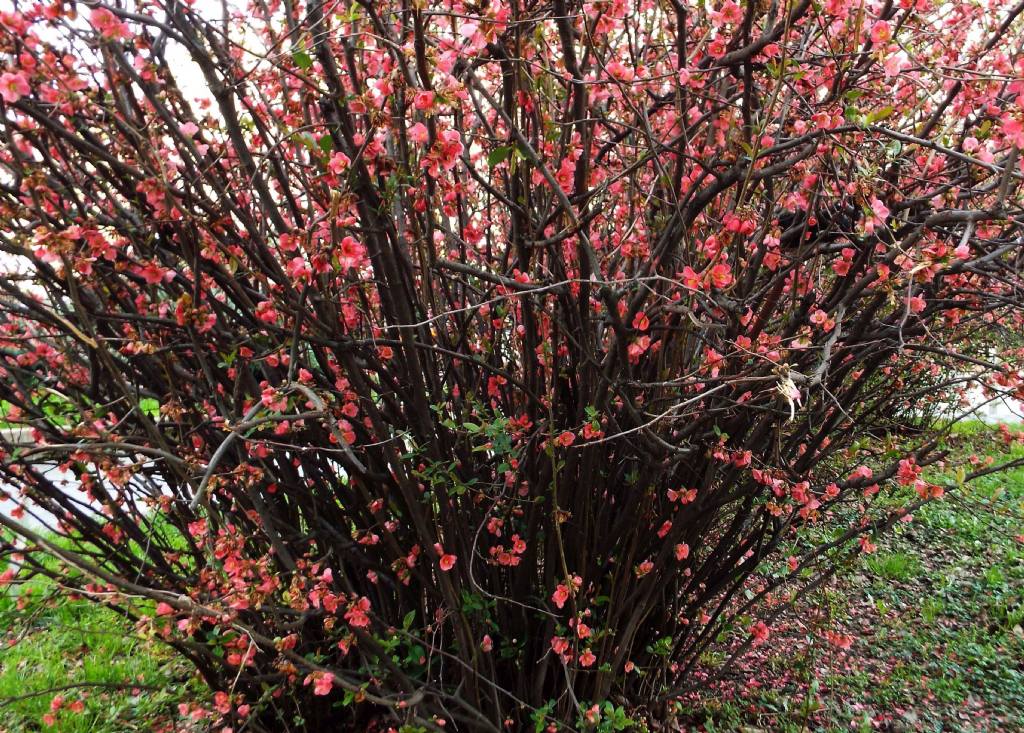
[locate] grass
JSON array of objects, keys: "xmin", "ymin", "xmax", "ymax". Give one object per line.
[
  {"xmin": 679, "ymin": 426, "xmax": 1024, "ymax": 732},
  {"xmin": 0, "ymin": 538, "xmax": 197, "ymax": 731},
  {"xmin": 863, "ymin": 552, "xmax": 922, "ymax": 582}
]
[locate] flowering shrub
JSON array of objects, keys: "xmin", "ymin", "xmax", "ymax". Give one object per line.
[{"xmin": 1, "ymin": 1, "xmax": 1023, "ymax": 730}]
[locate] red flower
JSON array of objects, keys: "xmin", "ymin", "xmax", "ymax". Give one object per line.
[
  {"xmin": 750, "ymin": 620, "xmax": 770, "ymax": 646},
  {"xmin": 344, "ymin": 596, "xmax": 371, "ymax": 627},
  {"xmin": 708, "ymin": 263, "xmax": 733, "ymax": 289},
  {"xmin": 550, "ymin": 636, "xmax": 569, "ymax": 655},
  {"xmin": 825, "ymin": 630, "xmax": 854, "ymax": 650},
  {"xmin": 136, "ymin": 262, "xmax": 172, "ymax": 285}
]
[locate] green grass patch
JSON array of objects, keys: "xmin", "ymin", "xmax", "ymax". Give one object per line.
[
  {"xmin": 0, "ymin": 584, "xmax": 189, "ymax": 732},
  {"xmin": 0, "ymin": 523, "xmax": 196, "ymax": 731},
  {"xmin": 686, "ymin": 424, "xmax": 1024, "ymax": 732},
  {"xmin": 864, "ymin": 552, "xmax": 922, "ymax": 581}
]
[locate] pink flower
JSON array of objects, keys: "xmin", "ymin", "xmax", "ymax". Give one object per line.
[
  {"xmin": 718, "ymin": 1, "xmax": 743, "ymax": 24},
  {"xmin": 674, "ymin": 543, "xmax": 690, "ymax": 561},
  {"xmin": 408, "ymin": 122, "xmax": 429, "ymax": 145},
  {"xmin": 849, "ymin": 465, "xmax": 873, "ymax": 480},
  {"xmin": 681, "ymin": 265, "xmax": 703, "ymax": 290},
  {"xmin": 0, "ymin": 72, "xmax": 29, "ymax": 103},
  {"xmin": 554, "ymin": 157, "xmax": 575, "ymax": 189},
  {"xmin": 628, "ymin": 335, "xmax": 651, "ymax": 363},
  {"xmin": 1001, "ymin": 115, "xmax": 1024, "ymax": 148},
  {"xmin": 576, "ymin": 622, "xmax": 591, "ymax": 639},
  {"xmin": 337, "ymin": 235, "xmax": 365, "ymax": 270},
  {"xmin": 870, "ymin": 196, "xmax": 890, "ymax": 222},
  {"xmin": 261, "ymin": 386, "xmax": 288, "ymax": 412},
  {"xmin": 328, "ymin": 151, "xmax": 350, "ymax": 175},
  {"xmin": 552, "ymin": 584, "xmax": 570, "ymax": 609},
  {"xmin": 579, "ymin": 649, "xmax": 597, "ymax": 667},
  {"xmin": 907, "ymin": 294, "xmax": 926, "ymax": 313},
  {"xmin": 480, "ymin": 634, "xmax": 493, "ymax": 652},
  {"xmin": 606, "ymin": 61, "xmax": 635, "ymax": 82},
  {"xmin": 870, "ymin": 20, "xmax": 891, "ymax": 44},
  {"xmin": 436, "ymin": 129, "xmax": 463, "ymax": 170},
  {"xmin": 832, "ymin": 258, "xmax": 852, "ymax": 276},
  {"xmin": 287, "ymin": 256, "xmax": 312, "ymax": 281},
  {"xmin": 750, "ymin": 620, "xmax": 770, "ymax": 646},
  {"xmin": 90, "ymin": 7, "xmax": 130, "ymax": 39},
  {"xmin": 413, "ymin": 90, "xmax": 435, "ymax": 112},
  {"xmin": 555, "ymin": 430, "xmax": 575, "ymax": 447},
  {"xmin": 255, "ymin": 300, "xmax": 279, "ymax": 324},
  {"xmin": 915, "ymin": 480, "xmax": 943, "ymax": 499},
  {"xmin": 310, "ymin": 672, "xmax": 334, "ymax": 696},
  {"xmin": 439, "ymin": 553, "xmax": 457, "ymax": 571}
]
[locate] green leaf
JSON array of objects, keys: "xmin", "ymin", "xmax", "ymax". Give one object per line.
[
  {"xmin": 404, "ymin": 644, "xmax": 425, "ymax": 666},
  {"xmin": 402, "ymin": 610, "xmax": 416, "ymax": 630},
  {"xmin": 487, "ymin": 145, "xmax": 513, "ymax": 167},
  {"xmin": 292, "ymin": 50, "xmax": 313, "ymax": 70},
  {"xmin": 318, "ymin": 135, "xmax": 333, "ymax": 153},
  {"xmin": 867, "ymin": 105, "xmax": 895, "ymax": 124}
]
